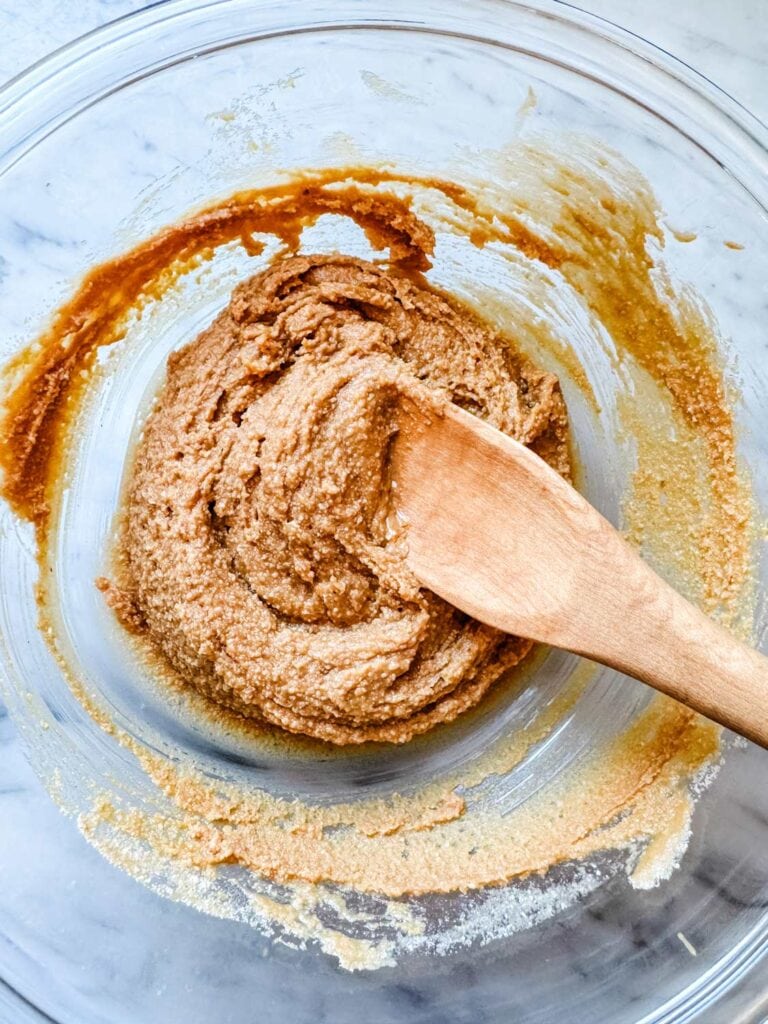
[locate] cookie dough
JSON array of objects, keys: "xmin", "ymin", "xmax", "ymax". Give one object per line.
[{"xmin": 103, "ymin": 254, "xmax": 569, "ymax": 743}]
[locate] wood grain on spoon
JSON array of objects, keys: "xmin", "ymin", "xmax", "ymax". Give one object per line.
[{"xmin": 391, "ymin": 401, "xmax": 768, "ymax": 749}]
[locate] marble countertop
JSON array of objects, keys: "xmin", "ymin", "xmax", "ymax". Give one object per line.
[
  {"xmin": 0, "ymin": 0, "xmax": 765, "ymax": 123},
  {"xmin": 0, "ymin": 2, "xmax": 766, "ymax": 1023}
]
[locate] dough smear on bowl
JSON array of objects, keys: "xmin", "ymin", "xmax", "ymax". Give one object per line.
[{"xmin": 101, "ymin": 254, "xmax": 570, "ymax": 743}]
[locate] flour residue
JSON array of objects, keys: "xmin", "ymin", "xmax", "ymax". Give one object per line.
[{"xmin": 0, "ymin": 138, "xmax": 757, "ymax": 971}]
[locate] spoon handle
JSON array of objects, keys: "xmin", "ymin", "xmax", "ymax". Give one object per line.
[
  {"xmin": 394, "ymin": 403, "xmax": 768, "ymax": 748},
  {"xmin": 558, "ymin": 536, "xmax": 768, "ymax": 748}
]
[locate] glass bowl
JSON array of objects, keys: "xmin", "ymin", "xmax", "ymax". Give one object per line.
[{"xmin": 0, "ymin": 1, "xmax": 767, "ymax": 1021}]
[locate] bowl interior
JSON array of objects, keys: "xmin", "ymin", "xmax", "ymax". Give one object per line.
[{"xmin": 1, "ymin": 3, "xmax": 767, "ymax": 1023}]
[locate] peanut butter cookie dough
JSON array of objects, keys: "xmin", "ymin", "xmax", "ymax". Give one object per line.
[{"xmin": 101, "ymin": 254, "xmax": 569, "ymax": 744}]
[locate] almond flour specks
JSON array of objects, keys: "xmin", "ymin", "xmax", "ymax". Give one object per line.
[{"xmin": 1, "ymin": 140, "xmax": 756, "ymax": 970}]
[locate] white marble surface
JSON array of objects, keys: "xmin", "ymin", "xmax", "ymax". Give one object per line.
[
  {"xmin": 0, "ymin": 0, "xmax": 766, "ymax": 124},
  {"xmin": 0, "ymin": 2, "xmax": 766, "ymax": 1023},
  {"xmin": 0, "ymin": 0, "xmax": 764, "ymax": 123}
]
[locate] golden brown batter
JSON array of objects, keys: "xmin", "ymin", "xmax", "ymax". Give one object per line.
[{"xmin": 102, "ymin": 254, "xmax": 569, "ymax": 744}]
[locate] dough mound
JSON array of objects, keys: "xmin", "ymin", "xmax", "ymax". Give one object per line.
[{"xmin": 109, "ymin": 255, "xmax": 569, "ymax": 744}]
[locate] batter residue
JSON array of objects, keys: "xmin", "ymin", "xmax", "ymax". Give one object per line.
[{"xmin": 0, "ymin": 141, "xmax": 756, "ymax": 971}]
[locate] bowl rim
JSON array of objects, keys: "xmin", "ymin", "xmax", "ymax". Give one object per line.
[
  {"xmin": 0, "ymin": 0, "xmax": 766, "ymax": 189},
  {"xmin": 0, "ymin": 2, "xmax": 766, "ymax": 1022}
]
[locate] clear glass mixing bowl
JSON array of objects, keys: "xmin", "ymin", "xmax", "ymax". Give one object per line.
[{"xmin": 0, "ymin": 1, "xmax": 767, "ymax": 1021}]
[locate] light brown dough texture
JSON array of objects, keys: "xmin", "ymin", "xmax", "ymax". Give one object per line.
[{"xmin": 108, "ymin": 254, "xmax": 569, "ymax": 743}]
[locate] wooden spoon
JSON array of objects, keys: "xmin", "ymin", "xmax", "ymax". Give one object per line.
[{"xmin": 391, "ymin": 401, "xmax": 768, "ymax": 749}]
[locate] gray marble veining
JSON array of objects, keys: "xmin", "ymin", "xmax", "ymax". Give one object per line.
[{"xmin": 0, "ymin": 2, "xmax": 766, "ymax": 1023}]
